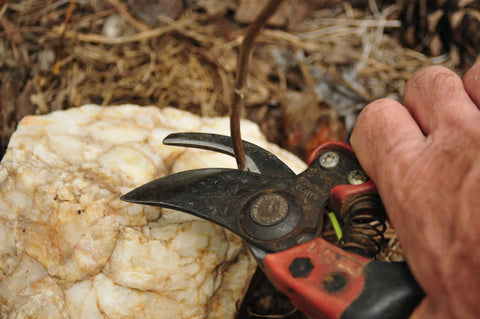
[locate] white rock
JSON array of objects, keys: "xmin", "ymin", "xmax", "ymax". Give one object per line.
[{"xmin": 0, "ymin": 105, "xmax": 307, "ymax": 318}]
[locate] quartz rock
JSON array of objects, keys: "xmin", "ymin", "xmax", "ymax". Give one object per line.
[{"xmin": 0, "ymin": 105, "xmax": 306, "ymax": 318}]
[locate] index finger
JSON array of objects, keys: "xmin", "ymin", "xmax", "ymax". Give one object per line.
[
  {"xmin": 403, "ymin": 66, "xmax": 480, "ymax": 135},
  {"xmin": 463, "ymin": 62, "xmax": 480, "ymax": 109},
  {"xmin": 350, "ymin": 98, "xmax": 424, "ymax": 184}
]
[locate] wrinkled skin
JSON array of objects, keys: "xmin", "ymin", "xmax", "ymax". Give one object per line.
[{"xmin": 351, "ymin": 63, "xmax": 480, "ymax": 319}]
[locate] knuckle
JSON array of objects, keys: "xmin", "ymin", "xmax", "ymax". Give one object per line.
[
  {"xmin": 357, "ymin": 98, "xmax": 400, "ymax": 127},
  {"xmin": 414, "ymin": 65, "xmax": 457, "ymax": 82},
  {"xmin": 361, "ymin": 98, "xmax": 398, "ymax": 117},
  {"xmin": 406, "ymin": 66, "xmax": 461, "ymax": 97},
  {"xmin": 463, "ymin": 62, "xmax": 480, "ymax": 99},
  {"xmin": 430, "ymin": 70, "xmax": 461, "ymax": 90}
]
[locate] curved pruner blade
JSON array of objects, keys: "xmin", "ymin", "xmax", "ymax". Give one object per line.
[
  {"xmin": 163, "ymin": 133, "xmax": 295, "ymax": 177},
  {"xmin": 121, "ymin": 168, "xmax": 273, "ymax": 238}
]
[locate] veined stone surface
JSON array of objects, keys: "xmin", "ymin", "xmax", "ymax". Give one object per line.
[{"xmin": 0, "ymin": 105, "xmax": 306, "ymax": 318}]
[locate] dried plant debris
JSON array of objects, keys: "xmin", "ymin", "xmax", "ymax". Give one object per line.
[
  {"xmin": 1, "ymin": 0, "xmax": 469, "ymax": 155},
  {"xmin": 237, "ymin": 270, "xmax": 307, "ymax": 319},
  {"xmin": 235, "ymin": 0, "xmax": 329, "ymax": 29},
  {"xmin": 128, "ymin": 0, "xmax": 185, "ymax": 25}
]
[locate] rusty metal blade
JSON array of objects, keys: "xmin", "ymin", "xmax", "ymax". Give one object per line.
[
  {"xmin": 121, "ymin": 168, "xmax": 272, "ymax": 238},
  {"xmin": 163, "ymin": 133, "xmax": 295, "ymax": 176}
]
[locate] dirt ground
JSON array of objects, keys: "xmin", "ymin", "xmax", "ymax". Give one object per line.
[{"xmin": 1, "ymin": 0, "xmax": 478, "ymax": 317}]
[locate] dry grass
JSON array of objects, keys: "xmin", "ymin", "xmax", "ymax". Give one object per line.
[{"xmin": 1, "ymin": 1, "xmax": 460, "ymax": 127}]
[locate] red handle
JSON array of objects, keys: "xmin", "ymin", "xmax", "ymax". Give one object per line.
[
  {"xmin": 262, "ymin": 142, "xmax": 420, "ymax": 318},
  {"xmin": 268, "ymin": 143, "xmax": 376, "ymax": 318},
  {"xmin": 264, "ymin": 237, "xmax": 369, "ymax": 319}
]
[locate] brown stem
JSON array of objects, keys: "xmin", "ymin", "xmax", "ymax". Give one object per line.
[
  {"xmin": 53, "ymin": 0, "xmax": 75, "ymax": 75},
  {"xmin": 230, "ymin": 0, "xmax": 284, "ymax": 170}
]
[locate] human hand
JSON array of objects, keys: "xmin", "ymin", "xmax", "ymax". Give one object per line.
[{"xmin": 350, "ymin": 64, "xmax": 480, "ymax": 318}]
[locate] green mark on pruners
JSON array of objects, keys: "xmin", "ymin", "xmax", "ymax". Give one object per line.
[{"xmin": 328, "ymin": 212, "xmax": 343, "ymax": 242}]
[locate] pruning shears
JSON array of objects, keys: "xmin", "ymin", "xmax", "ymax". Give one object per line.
[{"xmin": 121, "ymin": 132, "xmax": 424, "ymax": 319}]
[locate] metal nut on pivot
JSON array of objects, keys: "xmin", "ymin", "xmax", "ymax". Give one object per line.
[
  {"xmin": 250, "ymin": 193, "xmax": 289, "ymax": 226},
  {"xmin": 348, "ymin": 169, "xmax": 368, "ymax": 185},
  {"xmin": 319, "ymin": 151, "xmax": 340, "ymax": 170}
]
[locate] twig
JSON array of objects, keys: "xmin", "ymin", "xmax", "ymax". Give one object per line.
[
  {"xmin": 105, "ymin": 0, "xmax": 149, "ymax": 32},
  {"xmin": 56, "ymin": 18, "xmax": 191, "ymax": 44},
  {"xmin": 53, "ymin": 0, "xmax": 75, "ymax": 75},
  {"xmin": 230, "ymin": 0, "xmax": 284, "ymax": 171},
  {"xmin": 0, "ymin": 3, "xmax": 8, "ymax": 21}
]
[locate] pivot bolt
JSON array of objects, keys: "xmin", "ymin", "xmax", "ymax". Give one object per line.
[
  {"xmin": 250, "ymin": 193, "xmax": 289, "ymax": 226},
  {"xmin": 319, "ymin": 151, "xmax": 340, "ymax": 170},
  {"xmin": 348, "ymin": 169, "xmax": 368, "ymax": 185}
]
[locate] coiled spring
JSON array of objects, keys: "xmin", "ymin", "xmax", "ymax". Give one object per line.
[
  {"xmin": 341, "ymin": 208, "xmax": 386, "ymax": 258},
  {"xmin": 324, "ymin": 195, "xmax": 387, "ymax": 258}
]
